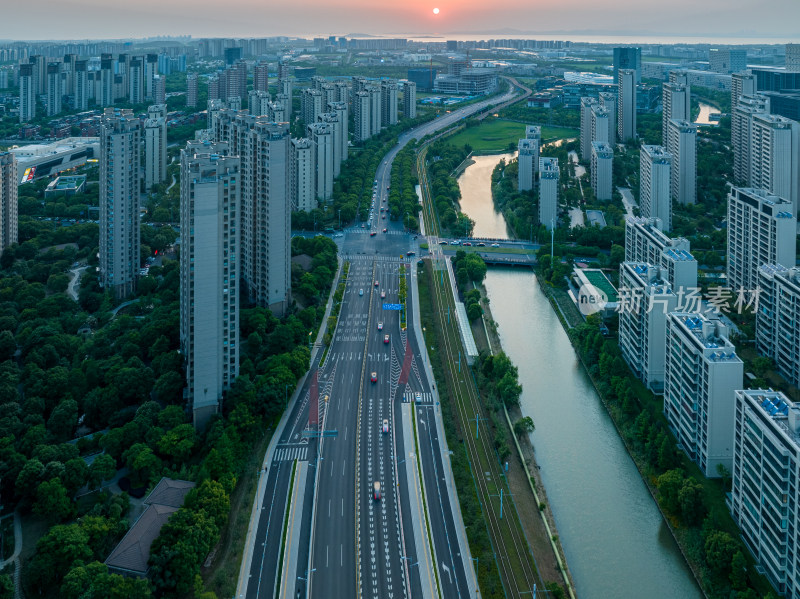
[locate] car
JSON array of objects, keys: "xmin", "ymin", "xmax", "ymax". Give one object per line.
[
  {"xmin": 477, "ymin": 242, "xmax": 486, "ymax": 247},
  {"xmin": 382, "ymin": 228, "xmax": 387, "ymax": 233},
  {"xmin": 371, "ymin": 372, "xmax": 377, "ymax": 383},
  {"xmin": 381, "ymin": 419, "xmax": 389, "ymax": 434},
  {"xmin": 450, "ymin": 240, "xmax": 460, "ymax": 246},
  {"xmin": 491, "ymin": 243, "xmax": 500, "ymax": 248},
  {"xmin": 359, "ymin": 289, "xmax": 364, "ymax": 296},
  {"xmin": 381, "ymin": 291, "xmax": 386, "ymax": 298},
  {"xmin": 415, "ymin": 392, "xmax": 422, "ymax": 403},
  {"xmin": 361, "ymin": 224, "xmax": 365, "ymax": 228},
  {"xmin": 377, "ymin": 322, "xmax": 383, "ymax": 330},
  {"xmin": 370, "ymin": 231, "xmax": 377, "ymax": 237},
  {"xmin": 463, "ymin": 242, "xmax": 472, "ymax": 246},
  {"xmin": 380, "ymin": 207, "xmax": 384, "ymax": 212},
  {"xmin": 374, "ymin": 280, "xmax": 379, "ymax": 287},
  {"xmin": 384, "ymin": 334, "xmax": 390, "ymax": 344},
  {"xmin": 387, "ymin": 186, "xmax": 390, "ymax": 190},
  {"xmin": 382, "ymin": 215, "xmax": 386, "ymax": 219},
  {"xmin": 373, "ymin": 481, "xmax": 381, "ymax": 500},
  {"xmin": 439, "ymin": 240, "xmax": 448, "ymax": 245},
  {"xmin": 406, "ymin": 250, "xmax": 415, "ymax": 256}
]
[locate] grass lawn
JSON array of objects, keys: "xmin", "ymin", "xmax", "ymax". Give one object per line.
[{"xmin": 447, "ymin": 118, "xmax": 578, "ymax": 154}]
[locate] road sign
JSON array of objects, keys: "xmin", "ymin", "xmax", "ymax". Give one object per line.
[{"xmin": 383, "ymin": 303, "xmax": 402, "ymax": 310}]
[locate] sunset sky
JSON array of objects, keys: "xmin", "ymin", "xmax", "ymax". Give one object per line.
[{"xmin": 2, "ymin": 0, "xmax": 799, "ymax": 41}]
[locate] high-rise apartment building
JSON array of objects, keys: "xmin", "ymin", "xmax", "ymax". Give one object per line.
[
  {"xmin": 618, "ymin": 263, "xmax": 677, "ymax": 392},
  {"xmin": 0, "ymin": 152, "xmax": 18, "ymax": 251},
  {"xmin": 731, "ymin": 71, "xmax": 756, "ymax": 112},
  {"xmin": 368, "ymin": 86, "xmax": 382, "ymax": 135},
  {"xmin": 590, "ymin": 141, "xmax": 613, "ymax": 201},
  {"xmin": 579, "ymin": 97, "xmax": 599, "ymax": 161},
  {"xmin": 308, "ymin": 122, "xmax": 334, "ymax": 202},
  {"xmin": 46, "ymin": 62, "xmax": 63, "ymax": 117},
  {"xmin": 318, "ymin": 112, "xmax": 343, "ymax": 177},
  {"xmin": 99, "ymin": 110, "xmax": 141, "ymax": 299},
  {"xmin": 353, "ymin": 91, "xmax": 371, "ymax": 142},
  {"xmin": 617, "ymin": 69, "xmax": 637, "ymax": 142},
  {"xmin": 403, "ymin": 81, "xmax": 417, "ymax": 119},
  {"xmin": 539, "ymin": 157, "xmax": 559, "ymax": 230},
  {"xmin": 301, "ymin": 88, "xmax": 323, "ymax": 126},
  {"xmin": 144, "ymin": 104, "xmax": 168, "ymax": 191},
  {"xmin": 290, "ymin": 138, "xmax": 315, "ymax": 212},
  {"xmin": 227, "ymin": 96, "xmax": 241, "ymax": 111},
  {"xmin": 624, "ymin": 216, "xmax": 697, "ymax": 291},
  {"xmin": 730, "ymin": 389, "xmax": 800, "ymax": 597},
  {"xmin": 662, "ymin": 81, "xmax": 691, "ymax": 144},
  {"xmin": 590, "ymin": 104, "xmax": 610, "ymax": 146},
  {"xmin": 212, "ymin": 111, "xmax": 291, "ymax": 314},
  {"xmin": 613, "ymin": 47, "xmax": 641, "ymax": 83},
  {"xmin": 726, "ymin": 186, "xmax": 796, "ymax": 292},
  {"xmin": 750, "ymin": 113, "xmax": 800, "ymax": 214},
  {"xmin": 186, "ymin": 72, "xmax": 198, "ymax": 108},
  {"xmin": 18, "ymin": 63, "xmax": 35, "ymax": 123},
  {"xmin": 73, "ymin": 60, "xmax": 89, "ymax": 111},
  {"xmin": 639, "ymin": 145, "xmax": 672, "ymax": 231},
  {"xmin": 666, "ymin": 119, "xmax": 697, "ymax": 205},
  {"xmin": 328, "ymin": 101, "xmax": 349, "ymax": 164},
  {"xmin": 756, "ymin": 264, "xmax": 800, "ymax": 388},
  {"xmin": 100, "ymin": 55, "xmax": 115, "ymax": 107},
  {"xmin": 29, "ymin": 55, "xmax": 45, "ymax": 96},
  {"xmin": 598, "ymin": 91, "xmax": 617, "ymax": 145},
  {"xmin": 249, "ymin": 90, "xmax": 271, "ymax": 117},
  {"xmin": 180, "ymin": 140, "xmax": 240, "ymax": 429},
  {"xmin": 380, "ymin": 80, "xmax": 398, "ymax": 126},
  {"xmin": 128, "ymin": 57, "xmax": 144, "ymax": 105},
  {"xmin": 517, "ymin": 138, "xmax": 537, "ymax": 191},
  {"xmin": 254, "ymin": 61, "xmax": 269, "ymax": 92},
  {"xmin": 664, "ymin": 312, "xmax": 742, "ymax": 477},
  {"xmin": 731, "ymin": 94, "xmax": 770, "ymax": 184},
  {"xmin": 144, "ymin": 54, "xmax": 158, "ymax": 101},
  {"xmin": 153, "ymin": 75, "xmax": 166, "ymax": 105}
]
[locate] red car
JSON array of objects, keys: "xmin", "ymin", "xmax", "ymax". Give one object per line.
[
  {"xmin": 370, "ymin": 231, "xmax": 376, "ymax": 237},
  {"xmin": 384, "ymin": 334, "xmax": 390, "ymax": 344},
  {"xmin": 382, "ymin": 228, "xmax": 387, "ymax": 233},
  {"xmin": 370, "ymin": 372, "xmax": 377, "ymax": 383},
  {"xmin": 374, "ymin": 280, "xmax": 379, "ymax": 287}
]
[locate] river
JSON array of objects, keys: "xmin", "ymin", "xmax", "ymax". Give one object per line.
[
  {"xmin": 458, "ymin": 155, "xmax": 703, "ymax": 599},
  {"xmin": 695, "ymin": 102, "xmax": 719, "ymax": 126}
]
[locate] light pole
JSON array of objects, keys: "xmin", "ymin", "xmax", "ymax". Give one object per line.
[{"xmin": 338, "ymin": 209, "xmax": 341, "ymax": 230}]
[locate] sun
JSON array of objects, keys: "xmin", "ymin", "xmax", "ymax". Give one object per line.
[{"xmin": 433, "ymin": 7, "xmax": 440, "ymax": 14}]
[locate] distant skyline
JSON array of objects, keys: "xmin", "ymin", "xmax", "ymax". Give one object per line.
[{"xmin": 1, "ymin": 0, "xmax": 799, "ymax": 42}]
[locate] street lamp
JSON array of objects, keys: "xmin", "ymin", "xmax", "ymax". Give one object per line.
[{"xmin": 338, "ymin": 209, "xmax": 341, "ymax": 230}]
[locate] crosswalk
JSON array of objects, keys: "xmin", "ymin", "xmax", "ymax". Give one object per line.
[
  {"xmin": 273, "ymin": 445, "xmax": 308, "ymax": 462},
  {"xmin": 343, "ymin": 254, "xmax": 414, "ymax": 263},
  {"xmin": 402, "ymin": 391, "xmax": 434, "ymax": 404}
]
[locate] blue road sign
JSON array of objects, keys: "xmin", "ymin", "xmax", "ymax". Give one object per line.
[{"xmin": 383, "ymin": 303, "xmax": 402, "ymax": 310}]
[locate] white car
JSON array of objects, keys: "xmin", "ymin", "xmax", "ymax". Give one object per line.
[
  {"xmin": 491, "ymin": 243, "xmax": 500, "ymax": 248},
  {"xmin": 377, "ymin": 322, "xmax": 383, "ymax": 330},
  {"xmin": 382, "ymin": 419, "xmax": 389, "ymax": 434},
  {"xmin": 359, "ymin": 289, "xmax": 364, "ymax": 296},
  {"xmin": 415, "ymin": 392, "xmax": 422, "ymax": 403}
]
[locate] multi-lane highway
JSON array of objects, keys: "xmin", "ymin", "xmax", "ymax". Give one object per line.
[{"xmin": 237, "ymin": 78, "xmax": 526, "ymax": 599}]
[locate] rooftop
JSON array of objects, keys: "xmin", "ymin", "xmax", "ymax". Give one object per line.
[{"xmin": 578, "ymin": 268, "xmax": 619, "ymax": 303}]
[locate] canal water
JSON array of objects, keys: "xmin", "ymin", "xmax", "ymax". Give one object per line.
[
  {"xmin": 458, "ymin": 156, "xmax": 703, "ymax": 599},
  {"xmin": 695, "ymin": 102, "xmax": 719, "ymax": 126},
  {"xmin": 457, "ymin": 153, "xmax": 516, "ymax": 238}
]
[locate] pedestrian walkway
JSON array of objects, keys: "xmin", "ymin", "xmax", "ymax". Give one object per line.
[
  {"xmin": 273, "ymin": 444, "xmax": 309, "ymax": 462},
  {"xmin": 402, "ymin": 391, "xmax": 434, "ymax": 404}
]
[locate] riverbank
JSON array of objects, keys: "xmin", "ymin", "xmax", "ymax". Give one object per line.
[{"xmin": 471, "ymin": 281, "xmax": 577, "ymax": 596}]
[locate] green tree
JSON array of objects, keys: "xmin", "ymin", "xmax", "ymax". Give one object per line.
[
  {"xmin": 678, "ymin": 478, "xmax": 705, "ymax": 525},
  {"xmin": 513, "ymin": 416, "xmax": 535, "ymax": 437},
  {"xmin": 656, "ymin": 468, "xmax": 684, "ymax": 514},
  {"xmin": 88, "ymin": 452, "xmax": 117, "ymax": 489},
  {"xmin": 157, "ymin": 423, "xmax": 197, "ymax": 464},
  {"xmin": 28, "ymin": 523, "xmax": 92, "ymax": 592},
  {"xmin": 124, "ymin": 443, "xmax": 162, "ymax": 486},
  {"xmin": 704, "ymin": 529, "xmax": 737, "ymax": 578},
  {"xmin": 0, "ymin": 574, "xmax": 12, "ymax": 599},
  {"xmin": 33, "ymin": 478, "xmax": 75, "ymax": 522},
  {"xmin": 730, "ymin": 550, "xmax": 747, "ymax": 590}
]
